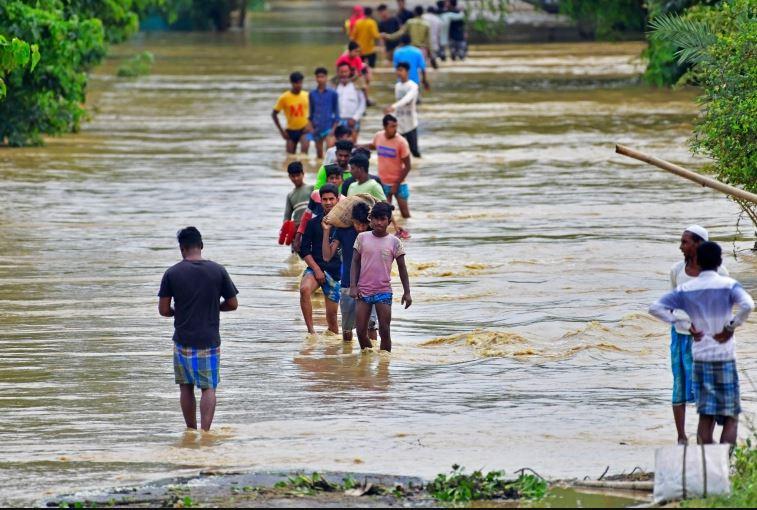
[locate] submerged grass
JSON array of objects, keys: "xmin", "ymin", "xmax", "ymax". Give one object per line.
[{"xmin": 429, "ymin": 464, "xmax": 549, "ymax": 503}]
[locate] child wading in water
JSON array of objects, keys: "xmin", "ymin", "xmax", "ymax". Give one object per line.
[{"xmin": 350, "ymin": 202, "xmax": 411, "ymax": 352}]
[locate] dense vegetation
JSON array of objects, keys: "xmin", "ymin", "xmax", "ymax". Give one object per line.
[
  {"xmin": 651, "ymin": 0, "xmax": 756, "ymax": 197},
  {"xmin": 559, "ymin": 0, "xmax": 646, "ymax": 40},
  {"xmin": 0, "ymin": 0, "xmax": 248, "ymax": 146}
]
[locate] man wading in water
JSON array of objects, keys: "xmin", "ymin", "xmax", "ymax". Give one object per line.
[
  {"xmin": 665, "ymin": 225, "xmax": 728, "ymax": 444},
  {"xmin": 158, "ymin": 227, "xmax": 239, "ymax": 432}
]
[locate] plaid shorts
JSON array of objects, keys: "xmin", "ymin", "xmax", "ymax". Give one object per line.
[
  {"xmin": 670, "ymin": 327, "xmax": 695, "ymax": 405},
  {"xmin": 303, "ymin": 268, "xmax": 341, "ymax": 303},
  {"xmin": 693, "ymin": 360, "xmax": 740, "ymax": 423},
  {"xmin": 174, "ymin": 344, "xmax": 220, "ymax": 389}
]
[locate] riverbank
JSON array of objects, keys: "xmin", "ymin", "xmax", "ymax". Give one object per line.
[{"xmin": 47, "ymin": 468, "xmax": 650, "ymax": 508}]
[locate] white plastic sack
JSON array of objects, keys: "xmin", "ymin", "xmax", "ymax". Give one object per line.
[{"xmin": 653, "ymin": 443, "xmax": 731, "ymax": 503}]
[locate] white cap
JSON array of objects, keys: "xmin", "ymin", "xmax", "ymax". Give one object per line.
[{"xmin": 685, "ymin": 225, "xmax": 709, "ymax": 241}]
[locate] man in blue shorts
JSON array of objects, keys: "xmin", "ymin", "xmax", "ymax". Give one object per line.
[
  {"xmin": 299, "ymin": 184, "xmax": 342, "ymax": 335},
  {"xmin": 158, "ymin": 227, "xmax": 239, "ymax": 432},
  {"xmin": 308, "ymin": 67, "xmax": 339, "ymax": 160}
]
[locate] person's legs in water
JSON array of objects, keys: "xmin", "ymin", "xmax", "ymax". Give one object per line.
[
  {"xmin": 368, "ymin": 305, "xmax": 378, "ymax": 341},
  {"xmin": 179, "ymin": 384, "xmax": 197, "ymax": 429},
  {"xmin": 356, "ymin": 299, "xmax": 373, "ymax": 350},
  {"xmin": 324, "ymin": 295, "xmax": 339, "ymax": 334},
  {"xmin": 297, "ymin": 132, "xmax": 310, "ymax": 155},
  {"xmin": 286, "ymin": 135, "xmax": 296, "ymax": 154},
  {"xmin": 199, "ymin": 388, "xmax": 216, "ymax": 431},
  {"xmin": 340, "ymin": 288, "xmax": 356, "ymax": 342},
  {"xmin": 299, "ymin": 273, "xmax": 320, "ymax": 334},
  {"xmin": 375, "ymin": 302, "xmax": 392, "ymax": 352},
  {"xmin": 403, "ymin": 128, "xmax": 421, "ymax": 158}
]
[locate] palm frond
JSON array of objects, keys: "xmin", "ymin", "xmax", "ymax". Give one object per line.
[{"xmin": 648, "ymin": 13, "xmax": 717, "ymax": 65}]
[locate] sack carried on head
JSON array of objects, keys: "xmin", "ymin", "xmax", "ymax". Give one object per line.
[{"xmin": 325, "ymin": 194, "xmax": 379, "ymax": 228}]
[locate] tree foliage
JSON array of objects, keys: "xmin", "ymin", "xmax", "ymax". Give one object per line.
[
  {"xmin": 0, "ymin": 35, "xmax": 40, "ymax": 99},
  {"xmin": 650, "ymin": 0, "xmax": 756, "ymax": 195},
  {"xmin": 559, "ymin": 0, "xmax": 646, "ymax": 40}
]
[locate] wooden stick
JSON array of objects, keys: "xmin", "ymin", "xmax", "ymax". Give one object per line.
[{"xmin": 615, "ymin": 144, "xmax": 757, "ymax": 205}]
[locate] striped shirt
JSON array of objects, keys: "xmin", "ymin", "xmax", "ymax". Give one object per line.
[{"xmin": 649, "ymin": 271, "xmax": 754, "ymax": 362}]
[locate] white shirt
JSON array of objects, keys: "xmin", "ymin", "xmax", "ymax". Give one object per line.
[
  {"xmin": 336, "ymin": 81, "xmax": 366, "ymax": 122},
  {"xmin": 422, "ymin": 13, "xmax": 442, "ymax": 51},
  {"xmin": 669, "ymin": 261, "xmax": 729, "ymax": 334},
  {"xmin": 323, "ymin": 146, "xmax": 337, "ymax": 166},
  {"xmin": 650, "ymin": 271, "xmax": 753, "ymax": 362},
  {"xmin": 392, "ymin": 79, "xmax": 419, "ymax": 134}
]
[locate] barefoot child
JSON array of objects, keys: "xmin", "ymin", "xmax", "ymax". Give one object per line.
[
  {"xmin": 350, "ymin": 202, "xmax": 412, "ymax": 352},
  {"xmin": 649, "ymin": 241, "xmax": 753, "ymax": 445},
  {"xmin": 322, "ymin": 202, "xmax": 378, "ymax": 343}
]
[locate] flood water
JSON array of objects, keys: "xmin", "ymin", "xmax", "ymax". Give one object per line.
[{"xmin": 1, "ymin": 1, "xmax": 756, "ymax": 505}]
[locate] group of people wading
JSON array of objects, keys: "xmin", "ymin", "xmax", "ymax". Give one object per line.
[{"xmin": 157, "ymin": 5, "xmax": 753, "ymax": 454}]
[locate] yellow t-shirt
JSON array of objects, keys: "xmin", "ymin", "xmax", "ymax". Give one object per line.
[
  {"xmin": 274, "ymin": 90, "xmax": 309, "ymax": 131},
  {"xmin": 352, "ymin": 18, "xmax": 380, "ymax": 55}
]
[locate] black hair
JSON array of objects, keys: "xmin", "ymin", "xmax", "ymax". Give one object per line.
[
  {"xmin": 382, "ymin": 113, "xmax": 398, "ymax": 126},
  {"xmin": 697, "ymin": 241, "xmax": 722, "ymax": 271},
  {"xmin": 349, "ymin": 155, "xmax": 369, "ymax": 170},
  {"xmin": 351, "ymin": 201, "xmax": 370, "ymax": 224},
  {"xmin": 399, "ymin": 34, "xmax": 411, "ymax": 46},
  {"xmin": 427, "ymin": 6, "xmax": 436, "ymax": 13},
  {"xmin": 334, "ymin": 124, "xmax": 353, "ymax": 139},
  {"xmin": 337, "ymin": 61, "xmax": 352, "ymax": 70},
  {"xmin": 450, "ymin": 0, "xmax": 458, "ymax": 7},
  {"xmin": 319, "ymin": 183, "xmax": 339, "ymax": 198},
  {"xmin": 348, "ymin": 41, "xmax": 360, "ymax": 52},
  {"xmin": 335, "ymin": 140, "xmax": 354, "ymax": 153},
  {"xmin": 377, "ymin": 3, "xmax": 388, "ymax": 11},
  {"xmin": 364, "ymin": 6, "xmax": 373, "ymax": 16},
  {"xmin": 289, "ymin": 71, "xmax": 303, "ymax": 83},
  {"xmin": 287, "ymin": 161, "xmax": 304, "ymax": 174},
  {"xmin": 352, "ymin": 147, "xmax": 371, "ymax": 159},
  {"xmin": 325, "ymin": 165, "xmax": 344, "ymax": 178},
  {"xmin": 414, "ymin": 5, "xmax": 424, "ymax": 15},
  {"xmin": 396, "ymin": 61, "xmax": 410, "ymax": 71},
  {"xmin": 436, "ymin": 0, "xmax": 445, "ymax": 9},
  {"xmin": 177, "ymin": 226, "xmax": 203, "ymax": 250},
  {"xmin": 370, "ymin": 202, "xmax": 394, "ymax": 220},
  {"xmin": 314, "ymin": 67, "xmax": 328, "ymax": 76}
]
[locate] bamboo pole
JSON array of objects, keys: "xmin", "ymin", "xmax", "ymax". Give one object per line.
[{"xmin": 615, "ymin": 144, "xmax": 757, "ymax": 205}]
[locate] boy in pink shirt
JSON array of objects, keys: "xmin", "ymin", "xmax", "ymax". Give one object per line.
[{"xmin": 350, "ymin": 202, "xmax": 412, "ymax": 352}]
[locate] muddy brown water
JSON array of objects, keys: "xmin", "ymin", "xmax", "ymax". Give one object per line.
[{"xmin": 1, "ymin": 1, "xmax": 755, "ymax": 505}]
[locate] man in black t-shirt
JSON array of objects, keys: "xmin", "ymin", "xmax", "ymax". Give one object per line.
[
  {"xmin": 298, "ymin": 184, "xmax": 341, "ymax": 335},
  {"xmin": 158, "ymin": 227, "xmax": 238, "ymax": 432},
  {"xmin": 377, "ymin": 4, "xmax": 402, "ymax": 60}
]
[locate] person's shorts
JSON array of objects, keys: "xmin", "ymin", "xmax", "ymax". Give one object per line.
[
  {"xmin": 286, "ymin": 129, "xmax": 305, "ymax": 144},
  {"xmin": 307, "ymin": 127, "xmax": 332, "ymax": 142},
  {"xmin": 693, "ymin": 360, "xmax": 741, "ymax": 424},
  {"xmin": 340, "ymin": 288, "xmax": 378, "ymax": 331},
  {"xmin": 382, "ymin": 183, "xmax": 410, "ymax": 200},
  {"xmin": 360, "ymin": 292, "xmax": 393, "ymax": 306},
  {"xmin": 670, "ymin": 327, "xmax": 695, "ymax": 405},
  {"xmin": 174, "ymin": 344, "xmax": 220, "ymax": 389},
  {"xmin": 304, "ymin": 267, "xmax": 341, "ymax": 303},
  {"xmin": 338, "ymin": 118, "xmax": 360, "ymax": 132},
  {"xmin": 361, "ymin": 53, "xmax": 377, "ymax": 68}
]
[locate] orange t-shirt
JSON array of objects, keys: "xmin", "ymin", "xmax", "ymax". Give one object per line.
[{"xmin": 372, "ymin": 130, "xmax": 410, "ymax": 185}]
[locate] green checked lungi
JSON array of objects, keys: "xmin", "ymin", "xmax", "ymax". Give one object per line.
[{"xmin": 173, "ymin": 344, "xmax": 220, "ymax": 389}]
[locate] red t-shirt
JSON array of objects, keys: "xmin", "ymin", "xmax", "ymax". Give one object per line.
[{"xmin": 335, "ymin": 52, "xmax": 365, "ymax": 74}]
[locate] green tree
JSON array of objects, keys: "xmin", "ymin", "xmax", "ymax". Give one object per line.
[
  {"xmin": 559, "ymin": 0, "xmax": 646, "ymax": 40},
  {"xmin": 0, "ymin": 1, "xmax": 106, "ymax": 146},
  {"xmin": 0, "ymin": 35, "xmax": 40, "ymax": 99},
  {"xmin": 651, "ymin": 0, "xmax": 756, "ymax": 214}
]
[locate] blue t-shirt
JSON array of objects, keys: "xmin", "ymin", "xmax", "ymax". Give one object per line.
[
  {"xmin": 334, "ymin": 226, "xmax": 358, "ymax": 287},
  {"xmin": 308, "ymin": 87, "xmax": 339, "ymax": 132},
  {"xmin": 393, "ymin": 45, "xmax": 426, "ymax": 85}
]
